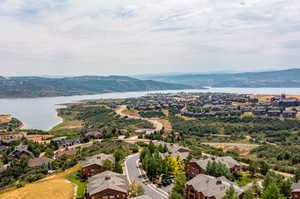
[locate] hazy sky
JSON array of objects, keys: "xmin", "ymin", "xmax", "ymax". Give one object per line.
[{"xmin": 0, "ymin": 0, "xmax": 300, "ymax": 76}]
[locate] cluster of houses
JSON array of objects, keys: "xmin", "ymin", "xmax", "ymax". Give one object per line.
[
  {"xmin": 0, "ymin": 135, "xmax": 81, "ymax": 174},
  {"xmin": 123, "ymin": 93, "xmax": 300, "ymax": 120},
  {"xmin": 81, "ymin": 153, "xmax": 154, "ymax": 199},
  {"xmin": 182, "ymin": 94, "xmax": 299, "ymax": 119},
  {"xmin": 152, "ymin": 141, "xmax": 245, "ymax": 199}
]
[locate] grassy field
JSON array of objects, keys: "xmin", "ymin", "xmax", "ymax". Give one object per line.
[
  {"xmin": 0, "ymin": 166, "xmax": 78, "ymax": 199},
  {"xmin": 66, "ymin": 170, "xmax": 87, "ymax": 199}
]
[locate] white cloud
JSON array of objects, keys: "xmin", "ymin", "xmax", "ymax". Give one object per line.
[{"xmin": 0, "ymin": 0, "xmax": 299, "ymax": 76}]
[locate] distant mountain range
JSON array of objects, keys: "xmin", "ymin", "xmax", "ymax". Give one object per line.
[
  {"xmin": 138, "ymin": 68, "xmax": 300, "ymax": 88},
  {"xmin": 0, "ymin": 76, "xmax": 193, "ymax": 98}
]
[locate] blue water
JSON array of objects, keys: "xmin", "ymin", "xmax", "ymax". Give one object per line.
[{"xmin": 1, "ymin": 87, "xmax": 300, "ymax": 130}]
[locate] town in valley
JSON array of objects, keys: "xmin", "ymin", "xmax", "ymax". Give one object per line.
[{"xmin": 1, "ymin": 92, "xmax": 300, "ymax": 199}]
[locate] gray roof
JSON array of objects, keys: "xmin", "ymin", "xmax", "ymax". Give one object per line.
[
  {"xmin": 0, "ymin": 145, "xmax": 7, "ymax": 152},
  {"xmin": 131, "ymin": 195, "xmax": 153, "ymax": 199},
  {"xmin": 87, "ymin": 171, "xmax": 128, "ymax": 196},
  {"xmin": 292, "ymin": 180, "xmax": 300, "ymax": 192},
  {"xmin": 82, "ymin": 153, "xmax": 115, "ymax": 168},
  {"xmin": 154, "ymin": 141, "xmax": 191, "ymax": 153},
  {"xmin": 187, "ymin": 174, "xmax": 243, "ymax": 199},
  {"xmin": 191, "ymin": 156, "xmax": 240, "ymax": 170},
  {"xmin": 155, "ymin": 141, "xmax": 190, "ymax": 160},
  {"xmin": 9, "ymin": 145, "xmax": 33, "ymax": 157}
]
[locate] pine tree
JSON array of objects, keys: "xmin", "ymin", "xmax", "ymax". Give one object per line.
[
  {"xmin": 222, "ymin": 186, "xmax": 238, "ymax": 199},
  {"xmin": 262, "ymin": 183, "xmax": 284, "ymax": 199},
  {"xmin": 242, "ymin": 189, "xmax": 255, "ymax": 199}
]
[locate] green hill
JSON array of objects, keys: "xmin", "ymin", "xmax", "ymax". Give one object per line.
[
  {"xmin": 0, "ymin": 76, "xmax": 193, "ymax": 98},
  {"xmin": 139, "ymin": 68, "xmax": 300, "ymax": 88}
]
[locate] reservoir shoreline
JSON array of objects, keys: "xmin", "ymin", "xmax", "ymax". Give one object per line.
[{"xmin": 2, "ymin": 88, "xmax": 300, "ymax": 130}]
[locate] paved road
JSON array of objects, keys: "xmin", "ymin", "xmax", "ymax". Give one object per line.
[{"xmin": 125, "ymin": 153, "xmax": 168, "ymax": 199}]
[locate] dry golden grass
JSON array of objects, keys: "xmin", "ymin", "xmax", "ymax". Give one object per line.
[
  {"xmin": 176, "ymin": 114, "xmax": 196, "ymax": 121},
  {"xmin": 0, "ymin": 166, "xmax": 79, "ymax": 199},
  {"xmin": 122, "ymin": 109, "xmax": 140, "ymax": 117},
  {"xmin": 153, "ymin": 118, "xmax": 172, "ymax": 132},
  {"xmin": 59, "ymin": 120, "xmax": 83, "ymax": 129},
  {"xmin": 161, "ymin": 109, "xmax": 169, "ymax": 117},
  {"xmin": 206, "ymin": 143, "xmax": 258, "ymax": 156},
  {"xmin": 0, "ymin": 115, "xmax": 11, "ymax": 123}
]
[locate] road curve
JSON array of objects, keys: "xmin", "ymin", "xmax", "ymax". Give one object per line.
[
  {"xmin": 125, "ymin": 153, "xmax": 168, "ymax": 199},
  {"xmin": 115, "ymin": 105, "xmax": 163, "ymax": 132}
]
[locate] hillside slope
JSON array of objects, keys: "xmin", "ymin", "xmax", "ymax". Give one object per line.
[
  {"xmin": 0, "ymin": 76, "xmax": 192, "ymax": 98},
  {"xmin": 139, "ymin": 68, "xmax": 300, "ymax": 88}
]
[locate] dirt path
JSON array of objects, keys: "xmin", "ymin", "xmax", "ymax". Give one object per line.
[{"xmin": 115, "ymin": 106, "xmax": 164, "ymax": 132}]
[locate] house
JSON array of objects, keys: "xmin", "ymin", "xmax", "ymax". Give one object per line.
[
  {"xmin": 114, "ymin": 129, "xmax": 128, "ymax": 135},
  {"xmin": 135, "ymin": 129, "xmax": 155, "ymax": 135},
  {"xmin": 252, "ymin": 107, "xmax": 267, "ymax": 116},
  {"xmin": 155, "ymin": 141, "xmax": 191, "ymax": 161},
  {"xmin": 0, "ymin": 164, "xmax": 9, "ymax": 173},
  {"xmin": 0, "ymin": 145, "xmax": 7, "ymax": 153},
  {"xmin": 186, "ymin": 157, "xmax": 241, "ymax": 179},
  {"xmin": 267, "ymin": 110, "xmax": 281, "ymax": 117},
  {"xmin": 9, "ymin": 145, "xmax": 33, "ymax": 158},
  {"xmin": 283, "ymin": 110, "xmax": 297, "ymax": 118},
  {"xmin": 81, "ymin": 153, "xmax": 115, "ymax": 178},
  {"xmin": 85, "ymin": 131, "xmax": 103, "ymax": 139},
  {"xmin": 185, "ymin": 174, "xmax": 243, "ymax": 199},
  {"xmin": 52, "ymin": 137, "xmax": 80, "ymax": 148},
  {"xmin": 55, "ymin": 149, "xmax": 76, "ymax": 159},
  {"xmin": 291, "ymin": 180, "xmax": 300, "ymax": 199},
  {"xmin": 86, "ymin": 171, "xmax": 128, "ymax": 199},
  {"xmin": 28, "ymin": 157, "xmax": 53, "ymax": 168}
]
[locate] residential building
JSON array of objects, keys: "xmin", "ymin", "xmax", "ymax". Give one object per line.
[
  {"xmin": 85, "ymin": 131, "xmax": 103, "ymax": 139},
  {"xmin": 55, "ymin": 149, "xmax": 76, "ymax": 159},
  {"xmin": 292, "ymin": 180, "xmax": 300, "ymax": 199},
  {"xmin": 82, "ymin": 153, "xmax": 115, "ymax": 178},
  {"xmin": 86, "ymin": 171, "xmax": 128, "ymax": 199},
  {"xmin": 9, "ymin": 145, "xmax": 33, "ymax": 158},
  {"xmin": 28, "ymin": 157, "xmax": 53, "ymax": 168},
  {"xmin": 185, "ymin": 174, "xmax": 243, "ymax": 199},
  {"xmin": 186, "ymin": 157, "xmax": 241, "ymax": 179}
]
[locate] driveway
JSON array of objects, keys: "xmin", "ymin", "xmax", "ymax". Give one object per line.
[{"xmin": 125, "ymin": 154, "xmax": 169, "ymax": 199}]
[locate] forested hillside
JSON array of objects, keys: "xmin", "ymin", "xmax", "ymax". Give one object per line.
[{"xmin": 0, "ymin": 76, "xmax": 192, "ymax": 98}]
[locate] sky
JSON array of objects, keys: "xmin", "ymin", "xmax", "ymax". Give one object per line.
[{"xmin": 0, "ymin": 0, "xmax": 300, "ymax": 76}]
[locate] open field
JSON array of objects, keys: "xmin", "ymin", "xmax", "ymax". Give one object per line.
[
  {"xmin": 56, "ymin": 120, "xmax": 83, "ymax": 129},
  {"xmin": 203, "ymin": 142, "xmax": 259, "ymax": 156},
  {"xmin": 0, "ymin": 165, "xmax": 79, "ymax": 199},
  {"xmin": 121, "ymin": 109, "xmax": 140, "ymax": 118},
  {"xmin": 153, "ymin": 118, "xmax": 172, "ymax": 132}
]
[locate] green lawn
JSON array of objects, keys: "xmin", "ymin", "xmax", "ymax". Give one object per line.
[
  {"xmin": 235, "ymin": 172, "xmax": 256, "ymax": 187},
  {"xmin": 66, "ymin": 170, "xmax": 87, "ymax": 199}
]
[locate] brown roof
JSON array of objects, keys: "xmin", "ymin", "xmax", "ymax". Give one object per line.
[
  {"xmin": 86, "ymin": 131, "xmax": 103, "ymax": 137},
  {"xmin": 87, "ymin": 171, "xmax": 128, "ymax": 195},
  {"xmin": 55, "ymin": 149, "xmax": 76, "ymax": 159},
  {"xmin": 28, "ymin": 157, "xmax": 53, "ymax": 167},
  {"xmin": 187, "ymin": 174, "xmax": 243, "ymax": 199}
]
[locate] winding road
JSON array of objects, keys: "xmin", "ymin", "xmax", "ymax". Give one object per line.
[
  {"xmin": 125, "ymin": 153, "xmax": 169, "ymax": 199},
  {"xmin": 115, "ymin": 105, "xmax": 163, "ymax": 132}
]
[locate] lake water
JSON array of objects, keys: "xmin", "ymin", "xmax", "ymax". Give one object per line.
[{"xmin": 1, "ymin": 87, "xmax": 300, "ymax": 130}]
